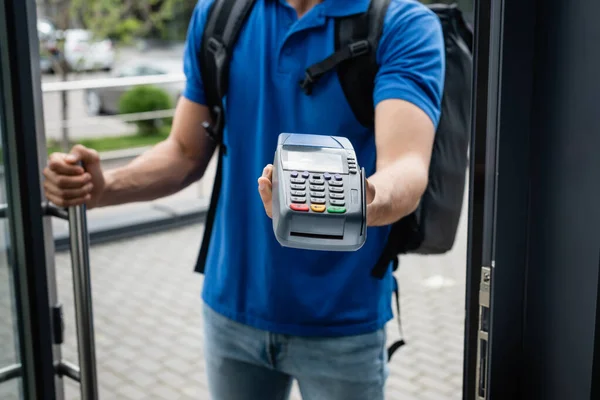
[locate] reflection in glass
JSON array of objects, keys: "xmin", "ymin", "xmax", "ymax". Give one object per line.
[
  {"xmin": 0, "ymin": 71, "xmax": 22, "ymax": 400},
  {"xmin": 421, "ymin": 0, "xmax": 475, "ymax": 22}
]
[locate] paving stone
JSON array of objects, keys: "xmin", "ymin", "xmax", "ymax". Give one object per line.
[
  {"xmin": 386, "ymin": 377, "xmax": 421, "ymax": 394},
  {"xmin": 417, "ymin": 375, "xmax": 456, "ymax": 397},
  {"xmin": 152, "ymin": 384, "xmax": 182, "ymax": 400},
  {"xmin": 117, "ymin": 383, "xmax": 147, "ymax": 400},
  {"xmin": 420, "ymin": 388, "xmax": 451, "ymax": 400},
  {"xmin": 125, "ymin": 370, "xmax": 155, "ymax": 387}
]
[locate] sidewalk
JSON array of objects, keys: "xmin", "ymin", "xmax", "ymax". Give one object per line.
[
  {"xmin": 44, "ymin": 151, "xmax": 468, "ymax": 399},
  {"xmin": 49, "ymin": 179, "xmax": 469, "ymax": 400},
  {"xmin": 53, "ymin": 218, "xmax": 467, "ymax": 400}
]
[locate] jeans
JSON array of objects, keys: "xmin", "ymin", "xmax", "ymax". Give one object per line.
[{"xmin": 202, "ymin": 304, "xmax": 389, "ymax": 400}]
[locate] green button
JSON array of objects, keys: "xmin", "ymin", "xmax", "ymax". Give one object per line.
[{"xmin": 327, "ymin": 206, "xmax": 346, "ymax": 214}]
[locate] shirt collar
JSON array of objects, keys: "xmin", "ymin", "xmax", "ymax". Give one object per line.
[
  {"xmin": 276, "ymin": 0, "xmax": 370, "ymax": 17},
  {"xmin": 321, "ymin": 0, "xmax": 370, "ymax": 17}
]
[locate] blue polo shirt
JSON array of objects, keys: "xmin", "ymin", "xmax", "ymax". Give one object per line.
[{"xmin": 183, "ymin": 0, "xmax": 445, "ymax": 337}]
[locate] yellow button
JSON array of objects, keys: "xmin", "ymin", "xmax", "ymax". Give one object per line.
[{"xmin": 311, "ymin": 204, "xmax": 326, "ymax": 213}]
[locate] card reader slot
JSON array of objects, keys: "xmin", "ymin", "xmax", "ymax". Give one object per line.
[
  {"xmin": 290, "ymin": 214, "xmax": 344, "ymax": 237},
  {"xmin": 290, "ymin": 232, "xmax": 344, "ymax": 240}
]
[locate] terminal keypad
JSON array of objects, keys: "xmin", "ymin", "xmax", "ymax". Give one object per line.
[{"xmin": 288, "ymin": 171, "xmax": 347, "ymax": 213}]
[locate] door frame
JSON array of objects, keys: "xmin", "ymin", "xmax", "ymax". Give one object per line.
[
  {"xmin": 0, "ymin": 0, "xmax": 64, "ymax": 399},
  {"xmin": 463, "ymin": 0, "xmax": 538, "ymax": 398}
]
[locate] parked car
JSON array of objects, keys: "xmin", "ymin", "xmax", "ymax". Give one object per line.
[
  {"xmin": 38, "ymin": 18, "xmax": 57, "ymax": 73},
  {"xmin": 63, "ymin": 29, "xmax": 115, "ymax": 72},
  {"xmin": 84, "ymin": 59, "xmax": 184, "ymax": 116}
]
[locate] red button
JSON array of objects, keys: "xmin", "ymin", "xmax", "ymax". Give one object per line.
[{"xmin": 290, "ymin": 204, "xmax": 309, "ymax": 212}]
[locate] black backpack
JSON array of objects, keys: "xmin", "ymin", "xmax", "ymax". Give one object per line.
[{"xmin": 194, "ymin": 0, "xmax": 473, "ymax": 361}]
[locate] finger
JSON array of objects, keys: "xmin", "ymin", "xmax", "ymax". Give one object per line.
[
  {"xmin": 70, "ymin": 144, "xmax": 100, "ymax": 166},
  {"xmin": 45, "ymin": 192, "xmax": 91, "ymax": 208},
  {"xmin": 43, "ymin": 168, "xmax": 92, "ymax": 189},
  {"xmin": 366, "ymin": 179, "xmax": 376, "ymax": 204},
  {"xmin": 257, "ymin": 176, "xmax": 273, "ymax": 216},
  {"xmin": 258, "ymin": 176, "xmax": 272, "ymax": 195},
  {"xmin": 262, "ymin": 164, "xmax": 273, "ymax": 180},
  {"xmin": 47, "ymin": 153, "xmax": 85, "ymax": 176},
  {"xmin": 44, "ymin": 180, "xmax": 94, "ymax": 200}
]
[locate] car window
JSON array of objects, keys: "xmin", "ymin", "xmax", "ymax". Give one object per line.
[
  {"xmin": 116, "ymin": 67, "xmax": 138, "ymax": 78},
  {"xmin": 138, "ymin": 66, "xmax": 166, "ymax": 76}
]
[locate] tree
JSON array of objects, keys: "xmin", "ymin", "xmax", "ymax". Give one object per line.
[{"xmin": 69, "ymin": 0, "xmax": 196, "ymax": 44}]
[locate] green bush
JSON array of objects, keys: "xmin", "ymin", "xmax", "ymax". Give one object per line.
[{"xmin": 118, "ymin": 85, "xmax": 173, "ymax": 135}]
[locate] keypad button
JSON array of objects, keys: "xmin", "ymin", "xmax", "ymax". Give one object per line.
[
  {"xmin": 291, "ymin": 190, "xmax": 305, "ymax": 197},
  {"xmin": 329, "ymin": 186, "xmax": 344, "ymax": 193},
  {"xmin": 347, "ymin": 155, "xmax": 355, "ymax": 160},
  {"xmin": 327, "ymin": 206, "xmax": 346, "ymax": 213},
  {"xmin": 349, "ymin": 169, "xmax": 357, "ymax": 174},
  {"xmin": 323, "ymin": 173, "xmax": 332, "ymax": 180},
  {"xmin": 329, "ymin": 180, "xmax": 343, "ymax": 187},
  {"xmin": 309, "ymin": 185, "xmax": 325, "ymax": 192},
  {"xmin": 347, "ymin": 160, "xmax": 356, "ymax": 165},
  {"xmin": 334, "ymin": 174, "xmax": 343, "ymax": 181},
  {"xmin": 302, "ymin": 171, "xmax": 310, "ymax": 178},
  {"xmin": 291, "ymin": 184, "xmax": 305, "ymax": 190},
  {"xmin": 291, "ymin": 197, "xmax": 306, "ymax": 203},
  {"xmin": 330, "ymin": 199, "xmax": 345, "ymax": 206},
  {"xmin": 310, "ymin": 192, "xmax": 325, "ymax": 198},
  {"xmin": 330, "ymin": 193, "xmax": 344, "ymax": 200},
  {"xmin": 312, "ymin": 174, "xmax": 321, "ymax": 180},
  {"xmin": 291, "ymin": 178, "xmax": 306, "ymax": 184},
  {"xmin": 311, "ymin": 204, "xmax": 326, "ymax": 213},
  {"xmin": 290, "ymin": 171, "xmax": 299, "ymax": 178},
  {"xmin": 309, "ymin": 179, "xmax": 324, "ymax": 185},
  {"xmin": 290, "ymin": 204, "xmax": 309, "ymax": 211},
  {"xmin": 311, "ymin": 198, "xmax": 326, "ymax": 204}
]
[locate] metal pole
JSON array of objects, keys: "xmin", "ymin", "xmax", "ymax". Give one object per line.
[{"xmin": 68, "ymin": 201, "xmax": 99, "ymax": 400}]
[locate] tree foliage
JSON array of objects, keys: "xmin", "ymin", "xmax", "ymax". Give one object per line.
[{"xmin": 69, "ymin": 0, "xmax": 195, "ymax": 43}]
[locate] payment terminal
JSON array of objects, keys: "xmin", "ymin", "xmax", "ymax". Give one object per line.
[{"xmin": 271, "ymin": 133, "xmax": 367, "ymax": 251}]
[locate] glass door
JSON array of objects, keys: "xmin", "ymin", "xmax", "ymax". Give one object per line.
[
  {"xmin": 1, "ymin": 0, "xmax": 65, "ymax": 399},
  {"xmin": 1, "ymin": 1, "xmax": 100, "ymax": 399},
  {"xmin": 0, "ymin": 1, "xmax": 58, "ymax": 399},
  {"xmin": 0, "ymin": 168, "xmax": 22, "ymax": 399}
]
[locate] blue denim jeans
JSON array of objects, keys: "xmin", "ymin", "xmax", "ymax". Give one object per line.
[{"xmin": 202, "ymin": 304, "xmax": 389, "ymax": 400}]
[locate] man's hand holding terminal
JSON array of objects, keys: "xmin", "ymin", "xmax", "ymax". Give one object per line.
[
  {"xmin": 257, "ymin": 100, "xmax": 435, "ymax": 227},
  {"xmin": 257, "ymin": 163, "xmax": 377, "ymax": 220}
]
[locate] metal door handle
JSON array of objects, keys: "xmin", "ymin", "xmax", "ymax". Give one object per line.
[{"xmin": 68, "ymin": 199, "xmax": 99, "ymax": 400}]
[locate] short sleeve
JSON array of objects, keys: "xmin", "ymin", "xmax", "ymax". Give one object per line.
[
  {"xmin": 374, "ymin": 3, "xmax": 446, "ymax": 128},
  {"xmin": 182, "ymin": 0, "xmax": 215, "ymax": 105}
]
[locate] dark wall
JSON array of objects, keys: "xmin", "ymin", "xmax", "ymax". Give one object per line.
[{"xmin": 523, "ymin": 0, "xmax": 600, "ymax": 398}]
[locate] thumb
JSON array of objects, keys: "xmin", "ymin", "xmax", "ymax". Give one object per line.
[
  {"xmin": 68, "ymin": 144, "xmax": 100, "ymax": 166},
  {"xmin": 68, "ymin": 145, "xmax": 103, "ymax": 182},
  {"xmin": 366, "ymin": 179, "xmax": 376, "ymax": 204},
  {"xmin": 258, "ymin": 176, "xmax": 273, "ymax": 217}
]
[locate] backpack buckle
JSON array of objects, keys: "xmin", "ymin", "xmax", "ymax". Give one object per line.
[
  {"xmin": 207, "ymin": 37, "xmax": 225, "ymax": 55},
  {"xmin": 202, "ymin": 106, "xmax": 227, "ymax": 154},
  {"xmin": 349, "ymin": 40, "xmax": 370, "ymax": 57}
]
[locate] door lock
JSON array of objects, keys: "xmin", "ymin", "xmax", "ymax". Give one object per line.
[{"xmin": 476, "ymin": 266, "xmax": 491, "ymax": 399}]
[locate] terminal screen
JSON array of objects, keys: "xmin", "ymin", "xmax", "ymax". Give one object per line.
[{"xmin": 284, "ymin": 150, "xmax": 343, "ymax": 173}]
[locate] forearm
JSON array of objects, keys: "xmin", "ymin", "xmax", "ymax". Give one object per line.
[
  {"xmin": 366, "ymin": 154, "xmax": 429, "ymax": 226},
  {"xmin": 98, "ymin": 139, "xmax": 207, "ymax": 207}
]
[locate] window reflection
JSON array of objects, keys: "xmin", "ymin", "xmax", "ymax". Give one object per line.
[{"xmin": 0, "ymin": 78, "xmax": 22, "ymax": 400}]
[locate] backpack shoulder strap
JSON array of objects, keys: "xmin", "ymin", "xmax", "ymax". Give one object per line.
[
  {"xmin": 299, "ymin": 0, "xmax": 391, "ymax": 127},
  {"xmin": 200, "ymin": 0, "xmax": 256, "ymax": 146},
  {"xmin": 194, "ymin": 0, "xmax": 256, "ymax": 274},
  {"xmin": 336, "ymin": 0, "xmax": 391, "ymax": 127}
]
